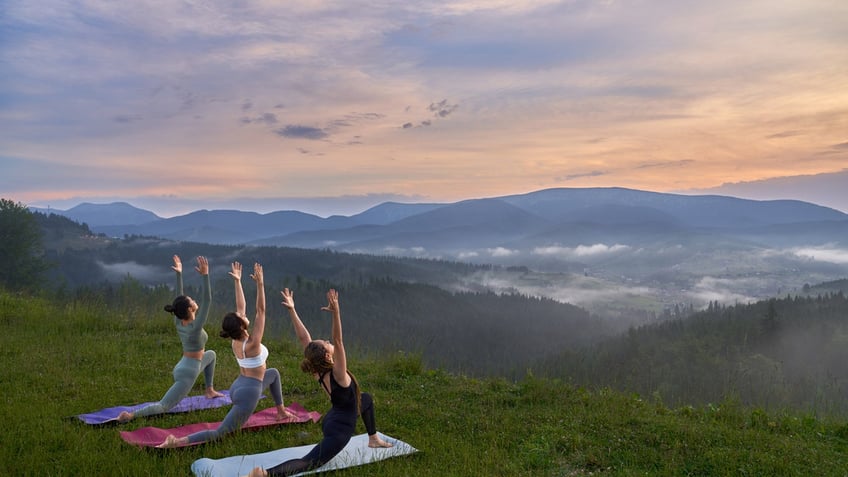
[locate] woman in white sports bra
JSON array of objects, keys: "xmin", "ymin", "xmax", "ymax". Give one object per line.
[{"xmin": 158, "ymin": 262, "xmax": 295, "ymax": 448}]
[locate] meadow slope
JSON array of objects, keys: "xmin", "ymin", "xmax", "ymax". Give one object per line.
[{"xmin": 2, "ymin": 290, "xmax": 848, "ymax": 476}]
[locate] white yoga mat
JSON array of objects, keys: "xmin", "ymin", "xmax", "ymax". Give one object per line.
[{"xmin": 191, "ymin": 433, "xmax": 417, "ymax": 477}]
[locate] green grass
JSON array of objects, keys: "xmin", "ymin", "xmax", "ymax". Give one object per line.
[{"xmin": 2, "ymin": 290, "xmax": 848, "ymax": 476}]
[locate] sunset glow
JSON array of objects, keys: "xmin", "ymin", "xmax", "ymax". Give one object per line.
[{"xmin": 2, "ymin": 1, "xmax": 846, "ymax": 216}]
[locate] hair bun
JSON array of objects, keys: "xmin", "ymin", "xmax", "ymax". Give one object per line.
[
  {"xmin": 164, "ymin": 304, "xmax": 175, "ymax": 313},
  {"xmin": 299, "ymin": 359, "xmax": 312, "ymax": 374}
]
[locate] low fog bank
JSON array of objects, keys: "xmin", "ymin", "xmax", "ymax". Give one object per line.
[{"xmin": 417, "ymin": 241, "xmax": 848, "ymax": 326}]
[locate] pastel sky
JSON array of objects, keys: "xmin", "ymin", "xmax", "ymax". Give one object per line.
[{"xmin": 2, "ymin": 0, "xmax": 847, "ymax": 217}]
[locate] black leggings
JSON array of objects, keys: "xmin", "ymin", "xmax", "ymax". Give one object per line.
[{"xmin": 265, "ymin": 393, "xmax": 377, "ymax": 476}]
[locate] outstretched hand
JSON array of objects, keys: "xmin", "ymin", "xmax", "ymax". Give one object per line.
[
  {"xmin": 250, "ymin": 262, "xmax": 263, "ymax": 284},
  {"xmin": 280, "ymin": 288, "xmax": 295, "ymax": 310},
  {"xmin": 195, "ymin": 256, "xmax": 209, "ymax": 275},
  {"xmin": 229, "ymin": 261, "xmax": 242, "ymax": 281},
  {"xmin": 171, "ymin": 255, "xmax": 182, "ymax": 274},
  {"xmin": 321, "ymin": 289, "xmax": 339, "ymax": 314}
]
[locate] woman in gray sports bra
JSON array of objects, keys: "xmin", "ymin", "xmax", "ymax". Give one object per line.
[{"xmin": 157, "ymin": 261, "xmax": 295, "ymax": 447}]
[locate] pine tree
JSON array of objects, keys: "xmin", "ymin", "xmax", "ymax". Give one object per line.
[{"xmin": 0, "ymin": 199, "xmax": 49, "ymax": 291}]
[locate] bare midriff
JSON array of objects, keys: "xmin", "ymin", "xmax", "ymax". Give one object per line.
[
  {"xmin": 183, "ymin": 350, "xmax": 204, "ymax": 360},
  {"xmin": 240, "ymin": 365, "xmax": 266, "ymax": 381}
]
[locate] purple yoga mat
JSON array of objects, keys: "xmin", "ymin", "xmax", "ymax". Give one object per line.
[
  {"xmin": 75, "ymin": 390, "xmax": 245, "ymax": 425},
  {"xmin": 120, "ymin": 402, "xmax": 321, "ymax": 447}
]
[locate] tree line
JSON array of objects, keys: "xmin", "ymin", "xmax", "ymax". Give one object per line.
[{"xmin": 537, "ymin": 291, "xmax": 848, "ymax": 417}]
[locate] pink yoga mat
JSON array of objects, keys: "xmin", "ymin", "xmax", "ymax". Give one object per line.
[{"xmin": 120, "ymin": 402, "xmax": 321, "ymax": 448}]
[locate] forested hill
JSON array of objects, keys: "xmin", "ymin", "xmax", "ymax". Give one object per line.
[
  {"xmin": 33, "ymin": 210, "xmax": 94, "ymax": 251},
  {"xmin": 40, "ymin": 229, "xmax": 618, "ymax": 378},
  {"xmin": 268, "ymin": 279, "xmax": 614, "ymax": 376},
  {"xmin": 39, "ymin": 226, "xmax": 491, "ymax": 293},
  {"xmin": 538, "ymin": 290, "xmax": 848, "ymax": 416}
]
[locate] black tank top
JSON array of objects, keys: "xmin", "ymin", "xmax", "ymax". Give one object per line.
[{"xmin": 319, "ymin": 371, "xmax": 357, "ymax": 413}]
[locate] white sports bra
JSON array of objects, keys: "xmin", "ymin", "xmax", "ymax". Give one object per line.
[{"xmin": 236, "ymin": 340, "xmax": 268, "ymax": 369}]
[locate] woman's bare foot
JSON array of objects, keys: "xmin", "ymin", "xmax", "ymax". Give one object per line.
[
  {"xmin": 247, "ymin": 467, "xmax": 267, "ymax": 477},
  {"xmin": 205, "ymin": 387, "xmax": 225, "ymax": 398},
  {"xmin": 155, "ymin": 434, "xmax": 186, "ymax": 448},
  {"xmin": 276, "ymin": 406, "xmax": 298, "ymax": 421},
  {"xmin": 368, "ymin": 434, "xmax": 393, "ymax": 448},
  {"xmin": 117, "ymin": 411, "xmax": 134, "ymax": 423}
]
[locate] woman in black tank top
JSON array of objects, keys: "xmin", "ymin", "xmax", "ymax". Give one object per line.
[{"xmin": 246, "ymin": 288, "xmax": 392, "ymax": 477}]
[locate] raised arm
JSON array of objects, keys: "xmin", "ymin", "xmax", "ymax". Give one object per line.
[
  {"xmin": 322, "ymin": 289, "xmax": 348, "ymax": 385},
  {"xmin": 229, "ymin": 261, "xmax": 247, "ymax": 318},
  {"xmin": 246, "ymin": 263, "xmax": 266, "ymax": 352},
  {"xmin": 194, "ymin": 256, "xmax": 212, "ymax": 326},
  {"xmin": 281, "ymin": 288, "xmax": 312, "ymax": 351},
  {"xmin": 172, "ymin": 255, "xmax": 184, "ymax": 295}
]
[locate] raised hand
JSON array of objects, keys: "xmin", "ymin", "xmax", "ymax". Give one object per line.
[
  {"xmin": 229, "ymin": 261, "xmax": 242, "ymax": 281},
  {"xmin": 171, "ymin": 255, "xmax": 182, "ymax": 274},
  {"xmin": 195, "ymin": 256, "xmax": 209, "ymax": 275},
  {"xmin": 250, "ymin": 262, "xmax": 263, "ymax": 284},
  {"xmin": 321, "ymin": 289, "xmax": 339, "ymax": 314},
  {"xmin": 280, "ymin": 288, "xmax": 295, "ymax": 310}
]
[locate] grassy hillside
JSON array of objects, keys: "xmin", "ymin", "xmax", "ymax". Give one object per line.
[{"xmin": 2, "ymin": 290, "xmax": 848, "ymax": 476}]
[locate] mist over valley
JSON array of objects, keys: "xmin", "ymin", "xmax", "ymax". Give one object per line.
[{"xmin": 37, "ymin": 187, "xmax": 848, "ymax": 324}]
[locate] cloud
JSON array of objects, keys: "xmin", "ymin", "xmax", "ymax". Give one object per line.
[
  {"xmin": 487, "ymin": 247, "xmax": 519, "ymax": 257},
  {"xmin": 113, "ymin": 115, "xmax": 142, "ymax": 124},
  {"xmin": 682, "ymin": 169, "xmax": 848, "ymax": 214},
  {"xmin": 766, "ymin": 130, "xmax": 802, "ymax": 139},
  {"xmin": 241, "ymin": 113, "xmax": 279, "ymax": 125},
  {"xmin": 274, "ymin": 125, "xmax": 328, "ymax": 140},
  {"xmin": 458, "ymin": 268, "xmax": 658, "ymax": 324},
  {"xmin": 791, "ymin": 246, "xmax": 848, "ymax": 264},
  {"xmin": 327, "ymin": 112, "xmax": 384, "ymax": 131},
  {"xmin": 428, "ymin": 99, "xmax": 459, "ymax": 118},
  {"xmin": 686, "ymin": 276, "xmax": 759, "ymax": 306},
  {"xmin": 98, "ymin": 261, "xmax": 164, "ymax": 283},
  {"xmin": 635, "ymin": 160, "xmax": 695, "ymax": 170},
  {"xmin": 375, "ymin": 246, "xmax": 431, "ymax": 257},
  {"xmin": 533, "ymin": 244, "xmax": 630, "ymax": 259},
  {"xmin": 558, "ymin": 171, "xmax": 608, "ymax": 181},
  {"xmin": 4, "ymin": 0, "xmax": 848, "ymax": 212}
]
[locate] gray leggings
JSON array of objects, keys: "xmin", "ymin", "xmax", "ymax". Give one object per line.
[
  {"xmin": 134, "ymin": 351, "xmax": 217, "ymax": 418},
  {"xmin": 187, "ymin": 369, "xmax": 284, "ymax": 444}
]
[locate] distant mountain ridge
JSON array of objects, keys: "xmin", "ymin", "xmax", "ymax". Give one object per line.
[
  {"xmin": 30, "ymin": 202, "xmax": 161, "ymax": 227},
  {"xmin": 30, "ymin": 188, "xmax": 848, "ymax": 257},
  {"xmin": 30, "ymin": 187, "xmax": 848, "ymax": 326}
]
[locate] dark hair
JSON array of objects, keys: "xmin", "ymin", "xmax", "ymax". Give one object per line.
[
  {"xmin": 164, "ymin": 295, "xmax": 191, "ymax": 320},
  {"xmin": 219, "ymin": 312, "xmax": 247, "ymax": 340},
  {"xmin": 300, "ymin": 341, "xmax": 332, "ymax": 374},
  {"xmin": 301, "ymin": 340, "xmax": 361, "ymax": 412}
]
